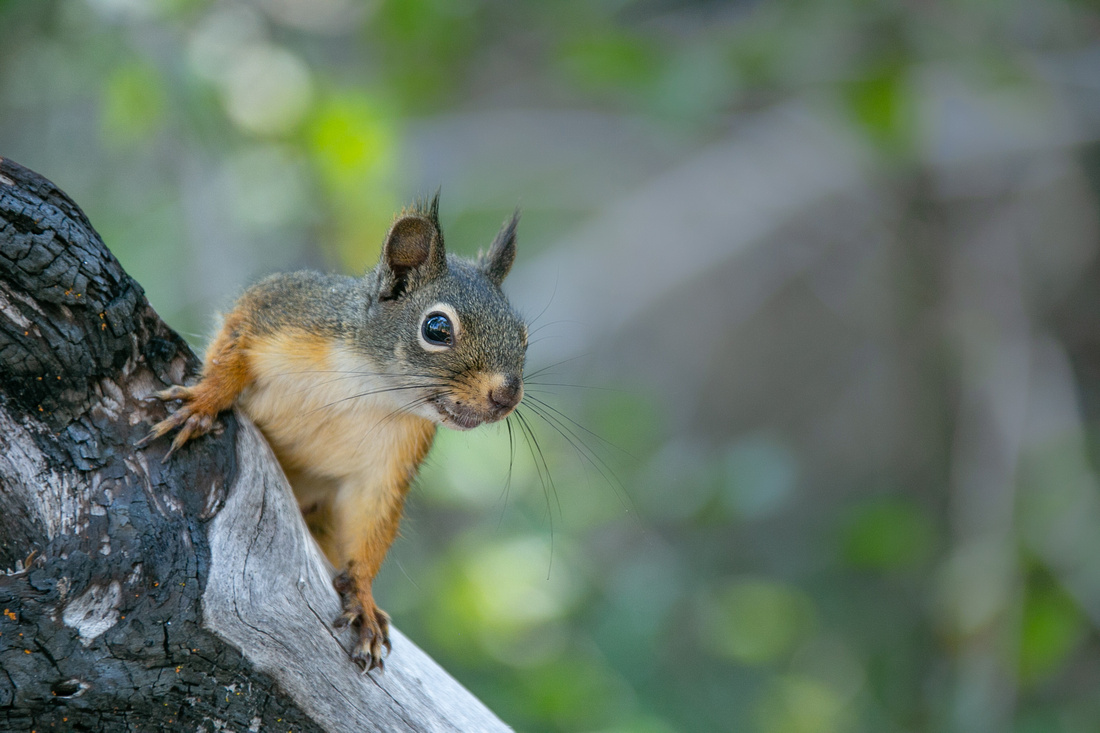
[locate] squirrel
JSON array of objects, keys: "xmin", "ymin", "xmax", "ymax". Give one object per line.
[{"xmin": 145, "ymin": 194, "xmax": 527, "ymax": 671}]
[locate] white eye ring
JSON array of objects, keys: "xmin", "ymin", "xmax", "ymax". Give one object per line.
[{"xmin": 418, "ymin": 302, "xmax": 461, "ymax": 352}]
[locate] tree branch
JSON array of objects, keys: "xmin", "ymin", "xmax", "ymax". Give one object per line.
[{"xmin": 0, "ymin": 157, "xmax": 508, "ymax": 732}]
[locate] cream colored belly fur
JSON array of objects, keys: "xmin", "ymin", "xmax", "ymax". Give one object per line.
[{"xmin": 237, "ymin": 337, "xmax": 436, "ymax": 560}]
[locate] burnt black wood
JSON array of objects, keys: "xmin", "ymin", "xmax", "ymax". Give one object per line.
[
  {"xmin": 0, "ymin": 156, "xmax": 321, "ymax": 732},
  {"xmin": 0, "ymin": 158, "xmax": 510, "ymax": 733}
]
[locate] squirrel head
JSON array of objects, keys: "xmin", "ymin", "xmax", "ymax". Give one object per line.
[{"xmin": 364, "ymin": 193, "xmax": 526, "ymax": 430}]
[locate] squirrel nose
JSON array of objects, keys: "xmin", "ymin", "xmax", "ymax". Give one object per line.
[{"xmin": 489, "ymin": 376, "xmax": 523, "ymax": 412}]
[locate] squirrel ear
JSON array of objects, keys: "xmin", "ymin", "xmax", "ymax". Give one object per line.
[
  {"xmin": 480, "ymin": 209, "xmax": 519, "ymax": 286},
  {"xmin": 379, "ymin": 193, "xmax": 446, "ymax": 299}
]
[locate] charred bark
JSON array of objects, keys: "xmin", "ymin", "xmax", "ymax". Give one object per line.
[{"xmin": 0, "ymin": 158, "xmax": 507, "ymax": 732}]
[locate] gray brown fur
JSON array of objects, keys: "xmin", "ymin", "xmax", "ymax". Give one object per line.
[
  {"xmin": 148, "ymin": 193, "xmax": 529, "ymax": 671},
  {"xmin": 239, "ymin": 195, "xmax": 527, "ymax": 386}
]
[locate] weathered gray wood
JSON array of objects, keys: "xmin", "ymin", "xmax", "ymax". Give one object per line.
[
  {"xmin": 205, "ymin": 419, "xmax": 510, "ymax": 732},
  {"xmin": 0, "ymin": 156, "xmax": 509, "ymax": 731}
]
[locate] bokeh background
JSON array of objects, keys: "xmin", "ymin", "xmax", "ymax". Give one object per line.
[{"xmin": 4, "ymin": 0, "xmax": 1100, "ymax": 731}]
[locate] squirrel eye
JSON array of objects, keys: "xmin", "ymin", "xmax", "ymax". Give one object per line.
[{"xmin": 422, "ymin": 312, "xmax": 454, "ymax": 346}]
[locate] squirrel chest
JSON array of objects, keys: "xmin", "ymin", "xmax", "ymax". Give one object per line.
[{"xmin": 238, "ymin": 327, "xmax": 436, "ymax": 488}]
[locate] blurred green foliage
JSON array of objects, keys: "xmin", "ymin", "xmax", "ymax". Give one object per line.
[
  {"xmin": 2, "ymin": 0, "xmax": 1100, "ymax": 731},
  {"xmin": 1019, "ymin": 572, "xmax": 1087, "ymax": 687},
  {"xmin": 840, "ymin": 498, "xmax": 935, "ymax": 571},
  {"xmin": 704, "ymin": 578, "xmax": 816, "ymax": 665}
]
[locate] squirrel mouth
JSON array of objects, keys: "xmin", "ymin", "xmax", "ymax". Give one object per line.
[{"xmin": 433, "ymin": 400, "xmax": 486, "ymax": 430}]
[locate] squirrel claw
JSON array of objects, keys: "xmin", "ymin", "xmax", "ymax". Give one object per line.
[
  {"xmin": 333, "ymin": 571, "xmax": 391, "ymax": 672},
  {"xmin": 156, "ymin": 385, "xmax": 193, "ymax": 402},
  {"xmin": 351, "ymin": 644, "xmax": 382, "ymax": 672},
  {"xmin": 141, "ymin": 385, "xmax": 217, "ymax": 460},
  {"xmin": 160, "ymin": 439, "xmax": 183, "ymax": 464},
  {"xmin": 171, "ymin": 411, "xmax": 214, "ymax": 445},
  {"xmin": 333, "ymin": 611, "xmax": 357, "ymax": 630},
  {"xmin": 357, "ymin": 612, "xmax": 391, "ymax": 672},
  {"xmin": 350, "ymin": 621, "xmax": 389, "ymax": 672}
]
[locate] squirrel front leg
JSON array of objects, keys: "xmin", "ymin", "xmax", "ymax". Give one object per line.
[
  {"xmin": 330, "ymin": 481, "xmax": 409, "ymax": 671},
  {"xmin": 145, "ymin": 311, "xmax": 252, "ymax": 457}
]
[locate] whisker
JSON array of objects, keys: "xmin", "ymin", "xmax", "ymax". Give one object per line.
[
  {"xmin": 527, "ymin": 319, "xmax": 584, "ymax": 338},
  {"xmin": 264, "ymin": 368, "xmax": 443, "ymax": 380},
  {"xmin": 523, "ymin": 395, "xmax": 637, "ymax": 460},
  {"xmin": 521, "ymin": 398, "xmax": 639, "ymax": 521},
  {"xmin": 496, "ymin": 417, "xmax": 517, "ymax": 529},
  {"xmin": 349, "ymin": 393, "xmax": 444, "ymax": 456},
  {"xmin": 392, "ymin": 557, "xmax": 422, "ymax": 591},
  {"xmin": 372, "ymin": 394, "xmax": 441, "ymax": 433},
  {"xmin": 524, "ymin": 271, "xmax": 558, "ymax": 330},
  {"xmin": 238, "ymin": 367, "xmax": 449, "ymax": 401},
  {"xmin": 304, "ymin": 383, "xmax": 450, "ymax": 417},
  {"xmin": 517, "ymin": 409, "xmax": 561, "ymax": 521},
  {"xmin": 284, "ymin": 373, "xmax": 438, "ymax": 398},
  {"xmin": 525, "ymin": 336, "xmax": 565, "ymax": 350},
  {"xmin": 523, "ymin": 354, "xmax": 589, "ymax": 382},
  {"xmin": 513, "ymin": 408, "xmax": 557, "ymax": 578},
  {"xmin": 524, "ymin": 382, "xmax": 637, "ymax": 395}
]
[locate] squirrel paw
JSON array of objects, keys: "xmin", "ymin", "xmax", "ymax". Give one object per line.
[
  {"xmin": 141, "ymin": 385, "xmax": 218, "ymax": 461},
  {"xmin": 333, "ymin": 571, "xmax": 392, "ymax": 672}
]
